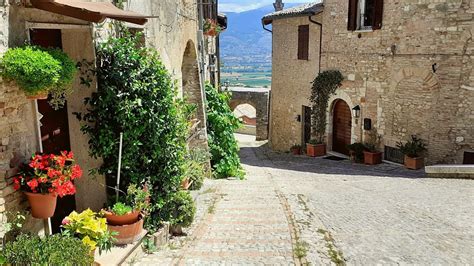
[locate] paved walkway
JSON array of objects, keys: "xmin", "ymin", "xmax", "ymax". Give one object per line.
[{"xmin": 137, "ymin": 135, "xmax": 474, "ymax": 265}]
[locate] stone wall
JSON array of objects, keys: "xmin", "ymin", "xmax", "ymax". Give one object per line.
[
  {"xmin": 269, "ymin": 14, "xmax": 322, "ymax": 151},
  {"xmin": 320, "ymin": 0, "xmax": 474, "ymax": 164}
]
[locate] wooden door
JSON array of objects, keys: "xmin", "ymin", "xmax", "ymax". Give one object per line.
[
  {"xmin": 30, "ymin": 29, "xmax": 76, "ymax": 233},
  {"xmin": 332, "ymin": 100, "xmax": 352, "ymax": 155},
  {"xmin": 302, "ymin": 106, "xmax": 312, "ymax": 147}
]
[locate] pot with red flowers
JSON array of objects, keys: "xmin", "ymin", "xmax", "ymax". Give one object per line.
[{"xmin": 12, "ymin": 151, "xmax": 82, "ymax": 219}]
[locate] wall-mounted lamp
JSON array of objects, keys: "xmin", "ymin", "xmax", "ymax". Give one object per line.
[{"xmin": 352, "ymin": 105, "xmax": 361, "ymax": 118}]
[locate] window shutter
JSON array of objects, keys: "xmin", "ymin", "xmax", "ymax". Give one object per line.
[
  {"xmin": 298, "ymin": 25, "xmax": 309, "ymax": 60},
  {"xmin": 347, "ymin": 0, "xmax": 358, "ymax": 31},
  {"xmin": 372, "ymin": 0, "xmax": 384, "ymax": 30}
]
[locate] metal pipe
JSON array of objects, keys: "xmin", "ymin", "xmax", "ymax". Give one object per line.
[
  {"xmin": 262, "ymin": 22, "xmax": 272, "ymax": 33},
  {"xmin": 116, "ymin": 132, "xmax": 123, "ymax": 202},
  {"xmin": 309, "ymin": 15, "xmax": 322, "ymax": 73}
]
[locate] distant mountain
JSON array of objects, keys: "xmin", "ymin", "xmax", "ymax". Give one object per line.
[{"xmin": 219, "ymin": 4, "xmax": 302, "ymax": 66}]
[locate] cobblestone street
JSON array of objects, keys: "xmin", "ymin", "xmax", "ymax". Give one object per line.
[{"xmin": 137, "ymin": 135, "xmax": 474, "ymax": 265}]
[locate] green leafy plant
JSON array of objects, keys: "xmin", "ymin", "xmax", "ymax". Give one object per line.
[
  {"xmin": 45, "ymin": 48, "xmax": 77, "ymax": 110},
  {"xmin": 203, "ymin": 19, "xmax": 222, "ymax": 36},
  {"xmin": 61, "ymin": 209, "xmax": 116, "ymax": 254},
  {"xmin": 0, "ymin": 46, "xmax": 61, "ymax": 95},
  {"xmin": 347, "ymin": 142, "xmax": 365, "ymax": 163},
  {"xmin": 142, "ymin": 236, "xmax": 157, "ymax": 254},
  {"xmin": 184, "ymin": 160, "xmax": 206, "ymax": 191},
  {"xmin": 126, "ymin": 183, "xmax": 152, "ymax": 214},
  {"xmin": 2, "ymin": 234, "xmax": 93, "ymax": 265},
  {"xmin": 364, "ymin": 129, "xmax": 382, "ymax": 152},
  {"xmin": 308, "ymin": 139, "xmax": 322, "ymax": 145},
  {"xmin": 291, "ymin": 144, "xmax": 302, "ymax": 149},
  {"xmin": 1, "ymin": 211, "xmax": 27, "ymax": 245},
  {"xmin": 160, "ymin": 191, "xmax": 196, "ymax": 228},
  {"xmin": 76, "ymin": 34, "xmax": 188, "ymax": 231},
  {"xmin": 205, "ymin": 84, "xmax": 244, "ymax": 179},
  {"xmin": 111, "ymin": 202, "xmax": 133, "ymax": 216},
  {"xmin": 397, "ymin": 135, "xmax": 427, "ymax": 158},
  {"xmin": 309, "ymin": 70, "xmax": 344, "ymax": 143}
]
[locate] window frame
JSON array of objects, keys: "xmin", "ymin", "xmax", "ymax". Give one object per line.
[{"xmin": 297, "ymin": 24, "xmax": 310, "ymax": 61}]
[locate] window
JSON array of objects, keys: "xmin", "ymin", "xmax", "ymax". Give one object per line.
[
  {"xmin": 298, "ymin": 25, "xmax": 309, "ymax": 60},
  {"xmin": 348, "ymin": 0, "xmax": 384, "ymax": 31}
]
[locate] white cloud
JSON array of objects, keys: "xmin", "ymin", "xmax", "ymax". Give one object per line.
[{"xmin": 219, "ymin": 0, "xmax": 310, "ymax": 13}]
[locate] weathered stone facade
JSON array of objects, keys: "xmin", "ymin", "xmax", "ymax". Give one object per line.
[
  {"xmin": 0, "ymin": 0, "xmax": 216, "ymax": 238},
  {"xmin": 321, "ymin": 0, "xmax": 474, "ymax": 164},
  {"xmin": 267, "ymin": 14, "xmax": 322, "ymax": 151},
  {"xmin": 267, "ymin": 1, "xmax": 473, "ymax": 164}
]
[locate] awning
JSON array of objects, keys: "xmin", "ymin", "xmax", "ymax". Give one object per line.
[{"xmin": 30, "ymin": 0, "xmax": 149, "ymax": 25}]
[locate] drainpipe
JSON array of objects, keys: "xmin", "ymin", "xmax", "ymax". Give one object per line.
[
  {"xmin": 309, "ymin": 15, "xmax": 322, "ymax": 73},
  {"xmin": 262, "ymin": 22, "xmax": 272, "ymax": 33}
]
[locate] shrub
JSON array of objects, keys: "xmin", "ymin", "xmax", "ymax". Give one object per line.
[
  {"xmin": 160, "ymin": 191, "xmax": 196, "ymax": 228},
  {"xmin": 111, "ymin": 202, "xmax": 133, "ymax": 215},
  {"xmin": 0, "ymin": 46, "xmax": 61, "ymax": 95},
  {"xmin": 205, "ymin": 84, "xmax": 244, "ymax": 179},
  {"xmin": 2, "ymin": 234, "xmax": 93, "ymax": 265},
  {"xmin": 397, "ymin": 135, "xmax": 427, "ymax": 158},
  {"xmin": 185, "ymin": 148, "xmax": 210, "ymax": 190},
  {"xmin": 77, "ymin": 34, "xmax": 187, "ymax": 231},
  {"xmin": 309, "ymin": 70, "xmax": 344, "ymax": 143}
]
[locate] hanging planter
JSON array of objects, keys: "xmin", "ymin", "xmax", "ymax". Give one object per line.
[
  {"xmin": 0, "ymin": 46, "xmax": 76, "ymax": 109},
  {"xmin": 11, "ymin": 151, "xmax": 82, "ymax": 219},
  {"xmin": 203, "ymin": 19, "xmax": 222, "ymax": 37}
]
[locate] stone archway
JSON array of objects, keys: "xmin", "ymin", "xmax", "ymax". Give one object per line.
[
  {"xmin": 182, "ymin": 40, "xmax": 207, "ymax": 148},
  {"xmin": 327, "ymin": 91, "xmax": 357, "ymax": 153},
  {"xmin": 229, "ymin": 88, "xmax": 270, "ymax": 141}
]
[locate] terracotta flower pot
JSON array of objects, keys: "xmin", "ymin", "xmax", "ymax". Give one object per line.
[
  {"xmin": 307, "ymin": 143, "xmax": 326, "ymax": 157},
  {"xmin": 291, "ymin": 148, "xmax": 301, "ymax": 155},
  {"xmin": 26, "ymin": 92, "xmax": 48, "ymax": 100},
  {"xmin": 363, "ymin": 151, "xmax": 383, "ymax": 165},
  {"xmin": 104, "ymin": 210, "xmax": 140, "ymax": 226},
  {"xmin": 404, "ymin": 156, "xmax": 424, "ymax": 170},
  {"xmin": 24, "ymin": 192, "xmax": 57, "ymax": 219},
  {"xmin": 107, "ymin": 216, "xmax": 144, "ymax": 245}
]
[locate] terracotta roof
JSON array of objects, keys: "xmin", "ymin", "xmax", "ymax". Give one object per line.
[
  {"xmin": 262, "ymin": 2, "xmax": 323, "ymax": 25},
  {"xmin": 30, "ymin": 0, "xmax": 149, "ymax": 25}
]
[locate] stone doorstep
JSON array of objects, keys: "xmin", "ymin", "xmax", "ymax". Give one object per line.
[
  {"xmin": 425, "ymin": 165, "xmax": 474, "ymax": 179},
  {"xmin": 94, "ymin": 230, "xmax": 148, "ymax": 266}
]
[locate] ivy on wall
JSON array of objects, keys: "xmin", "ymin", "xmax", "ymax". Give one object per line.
[{"xmin": 309, "ymin": 70, "xmax": 344, "ymax": 144}]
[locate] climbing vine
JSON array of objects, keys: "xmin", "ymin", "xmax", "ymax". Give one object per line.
[
  {"xmin": 309, "ymin": 70, "xmax": 344, "ymax": 143},
  {"xmin": 205, "ymin": 84, "xmax": 244, "ymax": 179}
]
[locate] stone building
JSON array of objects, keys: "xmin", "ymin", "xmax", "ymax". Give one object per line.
[
  {"xmin": 264, "ymin": 0, "xmax": 474, "ymax": 165},
  {"xmin": 262, "ymin": 3, "xmax": 323, "ymax": 150},
  {"xmin": 0, "ymin": 0, "xmax": 222, "ymax": 237}
]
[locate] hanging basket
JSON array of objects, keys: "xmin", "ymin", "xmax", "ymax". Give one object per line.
[{"xmin": 24, "ymin": 192, "xmax": 58, "ymax": 219}]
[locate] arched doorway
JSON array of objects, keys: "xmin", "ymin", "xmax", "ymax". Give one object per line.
[{"xmin": 332, "ymin": 100, "xmax": 352, "ymax": 155}]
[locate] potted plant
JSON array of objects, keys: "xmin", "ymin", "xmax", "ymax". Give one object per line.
[
  {"xmin": 363, "ymin": 129, "xmax": 383, "ymax": 165},
  {"xmin": 290, "ymin": 144, "xmax": 302, "ymax": 155},
  {"xmin": 61, "ymin": 209, "xmax": 116, "ymax": 255},
  {"xmin": 309, "ymin": 70, "xmax": 344, "ymax": 156},
  {"xmin": 397, "ymin": 135, "xmax": 427, "ymax": 170},
  {"xmin": 203, "ymin": 19, "xmax": 222, "ymax": 36},
  {"xmin": 307, "ymin": 139, "xmax": 326, "ymax": 157},
  {"xmin": 0, "ymin": 46, "xmax": 76, "ymax": 105},
  {"xmin": 161, "ymin": 191, "xmax": 196, "ymax": 236},
  {"xmin": 347, "ymin": 142, "xmax": 365, "ymax": 163},
  {"xmin": 103, "ymin": 183, "xmax": 150, "ymax": 245},
  {"xmin": 11, "ymin": 151, "xmax": 82, "ymax": 219}
]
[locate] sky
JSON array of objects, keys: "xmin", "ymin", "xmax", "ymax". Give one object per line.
[{"xmin": 219, "ymin": 0, "xmax": 305, "ymax": 13}]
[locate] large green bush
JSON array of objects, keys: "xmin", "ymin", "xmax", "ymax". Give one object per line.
[
  {"xmin": 0, "ymin": 46, "xmax": 62, "ymax": 95},
  {"xmin": 160, "ymin": 191, "xmax": 196, "ymax": 228},
  {"xmin": 46, "ymin": 48, "xmax": 77, "ymax": 109},
  {"xmin": 77, "ymin": 35, "xmax": 187, "ymax": 230},
  {"xmin": 1, "ymin": 234, "xmax": 93, "ymax": 265},
  {"xmin": 205, "ymin": 84, "xmax": 244, "ymax": 178}
]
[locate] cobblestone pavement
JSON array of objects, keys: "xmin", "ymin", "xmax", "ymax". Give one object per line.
[{"xmin": 137, "ymin": 135, "xmax": 474, "ymax": 265}]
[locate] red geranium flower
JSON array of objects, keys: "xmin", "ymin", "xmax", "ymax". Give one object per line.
[{"xmin": 27, "ymin": 179, "xmax": 39, "ymax": 191}]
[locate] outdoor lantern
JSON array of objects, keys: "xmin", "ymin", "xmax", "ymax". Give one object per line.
[{"xmin": 352, "ymin": 105, "xmax": 361, "ymax": 118}]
